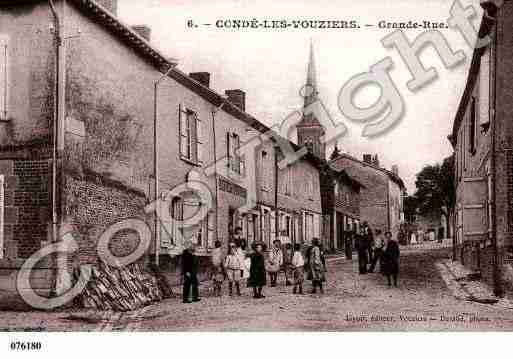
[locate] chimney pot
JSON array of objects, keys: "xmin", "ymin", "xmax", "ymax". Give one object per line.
[
  {"xmin": 189, "ymin": 72, "xmax": 211, "ymax": 88},
  {"xmin": 363, "ymin": 154, "xmax": 372, "ymax": 164},
  {"xmin": 372, "ymin": 154, "xmax": 380, "ymax": 167},
  {"xmin": 225, "ymin": 89, "xmax": 246, "ymax": 112},
  {"xmin": 392, "ymin": 165, "xmax": 399, "ymax": 176},
  {"xmin": 95, "ymin": 0, "xmax": 118, "ymax": 15},
  {"xmin": 131, "ymin": 25, "xmax": 151, "ymax": 42}
]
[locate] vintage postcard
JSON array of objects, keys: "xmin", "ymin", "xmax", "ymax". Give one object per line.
[{"xmin": 0, "ymin": 0, "xmax": 512, "ymax": 348}]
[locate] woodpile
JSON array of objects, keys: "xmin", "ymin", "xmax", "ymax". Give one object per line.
[{"xmin": 78, "ymin": 262, "xmax": 164, "ymax": 312}]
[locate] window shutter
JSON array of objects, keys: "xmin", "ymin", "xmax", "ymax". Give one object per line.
[
  {"xmin": 0, "ymin": 35, "xmax": 8, "ymax": 120},
  {"xmin": 207, "ymin": 211, "xmax": 215, "ymax": 248},
  {"xmin": 173, "ymin": 198, "xmax": 184, "ymax": 246},
  {"xmin": 226, "ymin": 132, "xmax": 231, "ymax": 170},
  {"xmin": 179, "ymin": 105, "xmax": 188, "ymax": 158},
  {"xmin": 234, "ymin": 134, "xmax": 241, "ymax": 174},
  {"xmin": 0, "ymin": 175, "xmax": 4, "ymax": 259},
  {"xmin": 270, "ymin": 213, "xmax": 276, "ymax": 242},
  {"xmin": 195, "ymin": 114, "xmax": 203, "ymax": 164}
]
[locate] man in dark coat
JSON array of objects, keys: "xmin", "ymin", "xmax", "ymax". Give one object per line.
[
  {"xmin": 362, "ymin": 222, "xmax": 374, "ymax": 265},
  {"xmin": 382, "ymin": 231, "xmax": 400, "ymax": 287},
  {"xmin": 355, "ymin": 229, "xmax": 369, "ymax": 274},
  {"xmin": 182, "ymin": 243, "xmax": 200, "ymax": 303},
  {"xmin": 248, "ymin": 242, "xmax": 267, "ymax": 298},
  {"xmin": 344, "ymin": 230, "xmax": 353, "ymax": 260}
]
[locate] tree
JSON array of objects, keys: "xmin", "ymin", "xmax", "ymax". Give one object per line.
[
  {"xmin": 403, "ymin": 195, "xmax": 418, "ymax": 224},
  {"xmin": 414, "ymin": 154, "xmax": 455, "ymax": 237}
]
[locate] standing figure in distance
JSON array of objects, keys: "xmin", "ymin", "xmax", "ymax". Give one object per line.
[
  {"xmin": 267, "ymin": 240, "xmax": 283, "ymax": 287},
  {"xmin": 249, "ymin": 242, "xmax": 267, "ymax": 298},
  {"xmin": 291, "ymin": 243, "xmax": 305, "ymax": 294},
  {"xmin": 182, "ymin": 242, "xmax": 200, "ymax": 303},
  {"xmin": 224, "ymin": 243, "xmax": 243, "ymax": 296},
  {"xmin": 382, "ymin": 231, "xmax": 400, "ymax": 287}
]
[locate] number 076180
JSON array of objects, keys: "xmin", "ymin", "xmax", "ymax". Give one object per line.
[{"xmin": 9, "ymin": 341, "xmax": 42, "ymax": 351}]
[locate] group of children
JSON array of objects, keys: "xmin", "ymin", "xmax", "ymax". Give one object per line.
[{"xmin": 210, "ymin": 236, "xmax": 309, "ymax": 299}]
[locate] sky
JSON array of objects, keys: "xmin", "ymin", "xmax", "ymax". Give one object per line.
[{"xmin": 118, "ymin": 0, "xmax": 483, "ymax": 194}]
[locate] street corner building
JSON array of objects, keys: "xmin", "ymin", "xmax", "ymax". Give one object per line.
[
  {"xmin": 0, "ymin": 0, "xmax": 336, "ymax": 308},
  {"xmin": 449, "ymin": 0, "xmax": 513, "ymax": 296},
  {"xmin": 329, "ymin": 151, "xmax": 405, "ymax": 240}
]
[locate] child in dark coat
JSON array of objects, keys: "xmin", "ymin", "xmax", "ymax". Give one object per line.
[
  {"xmin": 248, "ymin": 242, "xmax": 267, "ymax": 299},
  {"xmin": 382, "ymin": 231, "xmax": 400, "ymax": 287}
]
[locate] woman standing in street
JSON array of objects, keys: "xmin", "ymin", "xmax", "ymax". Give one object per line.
[
  {"xmin": 249, "ymin": 242, "xmax": 267, "ymax": 298},
  {"xmin": 355, "ymin": 228, "xmax": 369, "ymax": 274},
  {"xmin": 382, "ymin": 231, "xmax": 400, "ymax": 287},
  {"xmin": 267, "ymin": 240, "xmax": 283, "ymax": 287}
]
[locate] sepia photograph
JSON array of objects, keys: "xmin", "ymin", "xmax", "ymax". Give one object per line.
[{"xmin": 0, "ymin": 0, "xmax": 512, "ymax": 351}]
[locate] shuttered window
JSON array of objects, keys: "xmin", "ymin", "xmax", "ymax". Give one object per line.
[
  {"xmin": 227, "ymin": 132, "xmax": 243, "ymax": 175},
  {"xmin": 469, "ymin": 96, "xmax": 477, "ymax": 155},
  {"xmin": 0, "ymin": 35, "xmax": 8, "ymax": 120},
  {"xmin": 160, "ymin": 196, "xmax": 184, "ymax": 248},
  {"xmin": 0, "ymin": 175, "xmax": 4, "ymax": 259},
  {"xmin": 179, "ymin": 105, "xmax": 202, "ymax": 164}
]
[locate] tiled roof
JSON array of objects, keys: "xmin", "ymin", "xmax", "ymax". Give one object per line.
[{"xmin": 329, "ymin": 152, "xmax": 405, "ymax": 189}]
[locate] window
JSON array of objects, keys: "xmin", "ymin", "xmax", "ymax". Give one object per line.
[
  {"xmin": 197, "ymin": 210, "xmax": 215, "ymax": 249},
  {"xmin": 480, "ymin": 46, "xmax": 491, "ymax": 133},
  {"xmin": 160, "ymin": 196, "xmax": 183, "ymax": 248},
  {"xmin": 0, "ymin": 175, "xmax": 4, "ymax": 259},
  {"xmin": 280, "ymin": 166, "xmax": 292, "ymax": 196},
  {"xmin": 227, "ymin": 132, "xmax": 244, "ymax": 175},
  {"xmin": 307, "ymin": 172, "xmax": 314, "ymax": 199},
  {"xmin": 243, "ymin": 213, "xmax": 257, "ymax": 245},
  {"xmin": 0, "ymin": 35, "xmax": 8, "ymax": 120},
  {"xmin": 179, "ymin": 106, "xmax": 202, "ymax": 164},
  {"xmin": 183, "ymin": 197, "xmax": 201, "ymax": 246},
  {"xmin": 469, "ymin": 96, "xmax": 477, "ymax": 155},
  {"xmin": 281, "ymin": 214, "xmax": 291, "ymax": 237},
  {"xmin": 260, "ymin": 150, "xmax": 273, "ymax": 191},
  {"xmin": 304, "ymin": 212, "xmax": 314, "ymax": 244}
]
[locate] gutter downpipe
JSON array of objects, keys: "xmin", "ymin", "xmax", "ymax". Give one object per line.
[
  {"xmin": 274, "ymin": 144, "xmax": 279, "ymax": 243},
  {"xmin": 153, "ymin": 65, "xmax": 175, "ymax": 267},
  {"xmin": 490, "ymin": 16, "xmax": 502, "ymax": 297},
  {"xmin": 49, "ymin": 0, "xmax": 70, "ymax": 296},
  {"xmin": 211, "ymin": 100, "xmax": 226, "ymax": 245}
]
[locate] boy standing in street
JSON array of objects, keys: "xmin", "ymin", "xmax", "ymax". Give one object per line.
[
  {"xmin": 369, "ymin": 229, "xmax": 385, "ymax": 273},
  {"xmin": 291, "ymin": 243, "xmax": 305, "ymax": 294}
]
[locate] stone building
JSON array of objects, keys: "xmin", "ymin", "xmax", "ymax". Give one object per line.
[
  {"xmin": 320, "ymin": 161, "xmax": 362, "ymax": 252},
  {"xmin": 449, "ymin": 0, "xmax": 513, "ymax": 295},
  {"xmin": 0, "ymin": 0, "xmax": 323, "ymax": 297},
  {"xmin": 329, "ymin": 152, "xmax": 405, "ymax": 239}
]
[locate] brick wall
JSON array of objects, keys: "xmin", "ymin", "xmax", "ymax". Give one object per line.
[
  {"xmin": 64, "ymin": 173, "xmax": 148, "ymax": 268},
  {"xmin": 0, "ymin": 159, "xmax": 51, "ymax": 261}
]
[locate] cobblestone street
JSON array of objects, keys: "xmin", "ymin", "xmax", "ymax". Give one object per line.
[{"xmin": 3, "ymin": 242, "xmax": 513, "ymax": 331}]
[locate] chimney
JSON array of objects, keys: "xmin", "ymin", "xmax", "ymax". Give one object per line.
[
  {"xmin": 372, "ymin": 154, "xmax": 380, "ymax": 167},
  {"xmin": 189, "ymin": 72, "xmax": 211, "ymax": 88},
  {"xmin": 363, "ymin": 154, "xmax": 372, "ymax": 164},
  {"xmin": 95, "ymin": 0, "xmax": 118, "ymax": 15},
  {"xmin": 131, "ymin": 25, "xmax": 151, "ymax": 42},
  {"xmin": 391, "ymin": 165, "xmax": 399, "ymax": 176},
  {"xmin": 225, "ymin": 89, "xmax": 246, "ymax": 112}
]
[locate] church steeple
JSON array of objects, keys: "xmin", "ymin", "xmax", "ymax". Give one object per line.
[
  {"xmin": 304, "ymin": 41, "xmax": 318, "ymax": 108},
  {"xmin": 297, "ymin": 41, "xmax": 326, "ymax": 159}
]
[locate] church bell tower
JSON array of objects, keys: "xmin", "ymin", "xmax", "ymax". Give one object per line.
[{"xmin": 296, "ymin": 42, "xmax": 326, "ymax": 160}]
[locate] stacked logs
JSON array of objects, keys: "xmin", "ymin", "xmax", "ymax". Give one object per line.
[{"xmin": 79, "ymin": 262, "xmax": 163, "ymax": 312}]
